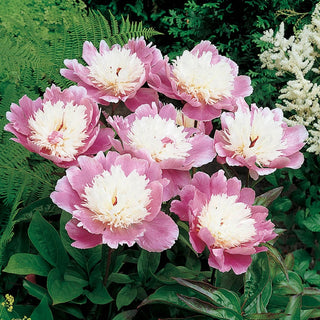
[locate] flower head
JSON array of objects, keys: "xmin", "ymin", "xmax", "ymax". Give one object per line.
[
  {"xmin": 61, "ymin": 38, "xmax": 161, "ymax": 111},
  {"xmin": 148, "ymin": 41, "xmax": 252, "ymax": 121},
  {"xmin": 5, "ymin": 85, "xmax": 113, "ymax": 167},
  {"xmin": 214, "ymin": 98, "xmax": 308, "ymax": 179},
  {"xmin": 50, "ymin": 151, "xmax": 178, "ymax": 251},
  {"xmin": 107, "ymin": 103, "xmax": 216, "ymax": 200},
  {"xmin": 170, "ymin": 170, "xmax": 276, "ymax": 274}
]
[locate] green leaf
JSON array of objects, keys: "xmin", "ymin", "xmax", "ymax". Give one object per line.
[
  {"xmin": 139, "ymin": 284, "xmax": 200, "ymax": 310},
  {"xmin": 303, "ymin": 212, "xmax": 320, "ymax": 232},
  {"xmin": 292, "ymin": 250, "xmax": 311, "ymax": 276},
  {"xmin": 177, "ymin": 294, "xmax": 243, "ymax": 320},
  {"xmin": 112, "ymin": 310, "xmax": 138, "ymax": 320},
  {"xmin": 273, "ymin": 271, "xmax": 304, "ymax": 296},
  {"xmin": 28, "ymin": 212, "xmax": 69, "ymax": 273},
  {"xmin": 47, "ymin": 268, "xmax": 84, "ymax": 305},
  {"xmin": 174, "ymin": 277, "xmax": 241, "ymax": 313},
  {"xmin": 243, "ymin": 252, "xmax": 270, "ymax": 310},
  {"xmin": 155, "ymin": 263, "xmax": 201, "ymax": 284},
  {"xmin": 60, "ymin": 211, "xmax": 101, "ymax": 272},
  {"xmin": 30, "ymin": 296, "xmax": 53, "ymax": 320},
  {"xmin": 137, "ymin": 250, "xmax": 161, "ymax": 283},
  {"xmin": 86, "ymin": 282, "xmax": 113, "ymax": 305},
  {"xmin": 293, "ymin": 230, "xmax": 315, "ymax": 248},
  {"xmin": 3, "ymin": 253, "xmax": 51, "ymax": 276},
  {"xmin": 272, "ymin": 197, "xmax": 292, "ymax": 212},
  {"xmin": 283, "ymin": 295, "xmax": 301, "ymax": 320},
  {"xmin": 284, "ymin": 253, "xmax": 295, "ymax": 271},
  {"xmin": 304, "ymin": 270, "xmax": 320, "ymax": 286},
  {"xmin": 215, "ymin": 270, "xmax": 244, "ymax": 292},
  {"xmin": 116, "ymin": 285, "xmax": 137, "ymax": 310},
  {"xmin": 302, "ymin": 287, "xmax": 320, "ymax": 296},
  {"xmin": 108, "ymin": 273, "xmax": 133, "ymax": 284},
  {"xmin": 244, "ymin": 313, "xmax": 287, "ymax": 319},
  {"xmin": 52, "ymin": 304, "xmax": 84, "ymax": 319},
  {"xmin": 265, "ymin": 243, "xmax": 289, "ymax": 281},
  {"xmin": 23, "ymin": 280, "xmax": 51, "ymax": 302},
  {"xmin": 254, "ymin": 187, "xmax": 283, "ymax": 207}
]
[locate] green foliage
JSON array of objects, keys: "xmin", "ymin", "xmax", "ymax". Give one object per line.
[{"xmin": 1, "ymin": 0, "xmax": 320, "ymax": 319}]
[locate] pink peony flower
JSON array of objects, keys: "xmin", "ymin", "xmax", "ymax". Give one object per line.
[
  {"xmin": 107, "ymin": 102, "xmax": 216, "ymax": 200},
  {"xmin": 148, "ymin": 40, "xmax": 252, "ymax": 121},
  {"xmin": 50, "ymin": 151, "xmax": 178, "ymax": 251},
  {"xmin": 175, "ymin": 109, "xmax": 213, "ymax": 135},
  {"xmin": 170, "ymin": 170, "xmax": 277, "ymax": 274},
  {"xmin": 214, "ymin": 98, "xmax": 308, "ymax": 180},
  {"xmin": 61, "ymin": 37, "xmax": 161, "ymax": 111},
  {"xmin": 5, "ymin": 85, "xmax": 113, "ymax": 168}
]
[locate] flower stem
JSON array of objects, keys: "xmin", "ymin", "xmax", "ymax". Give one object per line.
[{"xmin": 102, "ymin": 246, "xmax": 114, "ymax": 287}]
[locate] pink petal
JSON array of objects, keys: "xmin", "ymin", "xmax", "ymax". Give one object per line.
[
  {"xmin": 50, "ymin": 176, "xmax": 80, "ymax": 212},
  {"xmin": 66, "ymin": 219, "xmax": 102, "ymax": 249},
  {"xmin": 136, "ymin": 211, "xmax": 178, "ymax": 252}
]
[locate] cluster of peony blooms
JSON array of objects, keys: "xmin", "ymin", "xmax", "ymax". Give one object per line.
[{"xmin": 5, "ymin": 38, "xmax": 308, "ymax": 274}]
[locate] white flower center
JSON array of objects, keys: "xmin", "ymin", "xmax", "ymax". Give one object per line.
[
  {"xmin": 128, "ymin": 115, "xmax": 192, "ymax": 162},
  {"xmin": 172, "ymin": 51, "xmax": 234, "ymax": 104},
  {"xmin": 28, "ymin": 101, "xmax": 88, "ymax": 159},
  {"xmin": 198, "ymin": 194, "xmax": 256, "ymax": 249},
  {"xmin": 224, "ymin": 108, "xmax": 287, "ymax": 166},
  {"xmin": 83, "ymin": 165, "xmax": 151, "ymax": 229},
  {"xmin": 88, "ymin": 47, "xmax": 145, "ymax": 96}
]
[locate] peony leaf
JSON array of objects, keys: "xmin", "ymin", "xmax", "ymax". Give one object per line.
[
  {"xmin": 283, "ymin": 294, "xmax": 301, "ymax": 320},
  {"xmin": 177, "ymin": 294, "xmax": 243, "ymax": 320},
  {"xmin": 254, "ymin": 187, "xmax": 283, "ymax": 207},
  {"xmin": 173, "ymin": 277, "xmax": 241, "ymax": 313},
  {"xmin": 116, "ymin": 285, "xmax": 137, "ymax": 310},
  {"xmin": 243, "ymin": 252, "xmax": 270, "ymax": 311},
  {"xmin": 3, "ymin": 253, "xmax": 51, "ymax": 276},
  {"xmin": 47, "ymin": 268, "xmax": 84, "ymax": 305},
  {"xmin": 244, "ymin": 312, "xmax": 288, "ymax": 319},
  {"xmin": 265, "ymin": 243, "xmax": 289, "ymax": 281},
  {"xmin": 30, "ymin": 296, "xmax": 53, "ymax": 320},
  {"xmin": 112, "ymin": 309, "xmax": 138, "ymax": 320},
  {"xmin": 137, "ymin": 250, "xmax": 161, "ymax": 283},
  {"xmin": 28, "ymin": 212, "xmax": 69, "ymax": 273},
  {"xmin": 85, "ymin": 282, "xmax": 113, "ymax": 305},
  {"xmin": 23, "ymin": 280, "xmax": 51, "ymax": 302},
  {"xmin": 273, "ymin": 271, "xmax": 304, "ymax": 296},
  {"xmin": 108, "ymin": 273, "xmax": 134, "ymax": 284},
  {"xmin": 138, "ymin": 284, "xmax": 201, "ymax": 310}
]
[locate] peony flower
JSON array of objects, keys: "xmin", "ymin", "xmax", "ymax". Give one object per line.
[
  {"xmin": 5, "ymin": 85, "xmax": 113, "ymax": 168},
  {"xmin": 214, "ymin": 98, "xmax": 308, "ymax": 180},
  {"xmin": 60, "ymin": 37, "xmax": 161, "ymax": 111},
  {"xmin": 50, "ymin": 151, "xmax": 178, "ymax": 251},
  {"xmin": 175, "ymin": 109, "xmax": 213, "ymax": 135},
  {"xmin": 170, "ymin": 170, "xmax": 276, "ymax": 274},
  {"xmin": 107, "ymin": 103, "xmax": 216, "ymax": 200},
  {"xmin": 148, "ymin": 41, "xmax": 252, "ymax": 121}
]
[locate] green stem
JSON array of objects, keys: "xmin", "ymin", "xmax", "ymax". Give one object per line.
[
  {"xmin": 221, "ymin": 163, "xmax": 239, "ymax": 179},
  {"xmin": 102, "ymin": 246, "xmax": 114, "ymax": 287}
]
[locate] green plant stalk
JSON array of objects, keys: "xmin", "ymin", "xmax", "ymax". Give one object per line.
[{"xmin": 103, "ymin": 245, "xmax": 114, "ymax": 287}]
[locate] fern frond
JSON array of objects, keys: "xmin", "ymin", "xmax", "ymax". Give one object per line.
[
  {"xmin": 0, "ymin": 181, "xmax": 25, "ymax": 270},
  {"xmin": 0, "ymin": 138, "xmax": 58, "ymax": 208}
]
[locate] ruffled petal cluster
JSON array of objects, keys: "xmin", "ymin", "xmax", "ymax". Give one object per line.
[
  {"xmin": 50, "ymin": 151, "xmax": 178, "ymax": 251},
  {"xmin": 107, "ymin": 102, "xmax": 216, "ymax": 200},
  {"xmin": 5, "ymin": 85, "xmax": 113, "ymax": 168},
  {"xmin": 170, "ymin": 170, "xmax": 276, "ymax": 274},
  {"xmin": 148, "ymin": 41, "xmax": 252, "ymax": 121},
  {"xmin": 61, "ymin": 37, "xmax": 161, "ymax": 111},
  {"xmin": 214, "ymin": 98, "xmax": 308, "ymax": 179}
]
